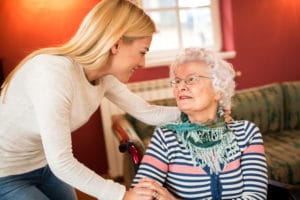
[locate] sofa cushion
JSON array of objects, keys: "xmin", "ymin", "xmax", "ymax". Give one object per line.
[
  {"xmin": 281, "ymin": 81, "xmax": 300, "ymax": 130},
  {"xmin": 263, "ymin": 130, "xmax": 300, "ymax": 185},
  {"xmin": 231, "ymin": 83, "xmax": 284, "ymax": 134}
]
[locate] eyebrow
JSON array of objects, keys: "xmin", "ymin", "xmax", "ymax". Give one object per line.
[{"xmin": 175, "ymin": 73, "xmax": 199, "ymax": 78}]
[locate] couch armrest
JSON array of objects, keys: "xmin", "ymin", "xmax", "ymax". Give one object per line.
[{"xmin": 112, "ymin": 115, "xmax": 145, "ymax": 171}]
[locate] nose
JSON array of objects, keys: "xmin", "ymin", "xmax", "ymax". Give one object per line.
[{"xmin": 176, "ymin": 80, "xmax": 188, "ymax": 91}]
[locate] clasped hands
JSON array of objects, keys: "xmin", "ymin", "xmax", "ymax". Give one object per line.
[{"xmin": 123, "ymin": 177, "xmax": 177, "ymax": 200}]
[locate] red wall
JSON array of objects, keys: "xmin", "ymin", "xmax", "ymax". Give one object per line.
[
  {"xmin": 228, "ymin": 0, "xmax": 300, "ymax": 88},
  {"xmin": 0, "ymin": 0, "xmax": 108, "ymax": 175},
  {"xmin": 1, "ymin": 0, "xmax": 300, "ymax": 175},
  {"xmin": 130, "ymin": 0, "xmax": 300, "ymax": 89}
]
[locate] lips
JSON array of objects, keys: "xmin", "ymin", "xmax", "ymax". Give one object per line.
[
  {"xmin": 179, "ymin": 95, "xmax": 192, "ymax": 100},
  {"xmin": 131, "ymin": 67, "xmax": 138, "ymax": 73}
]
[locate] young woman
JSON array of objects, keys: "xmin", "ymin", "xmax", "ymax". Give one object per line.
[{"xmin": 0, "ymin": 0, "xmax": 180, "ymax": 199}]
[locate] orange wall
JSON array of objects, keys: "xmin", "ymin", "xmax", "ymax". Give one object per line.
[
  {"xmin": 1, "ymin": 0, "xmax": 300, "ymax": 175},
  {"xmin": 0, "ymin": 0, "xmax": 108, "ymax": 175}
]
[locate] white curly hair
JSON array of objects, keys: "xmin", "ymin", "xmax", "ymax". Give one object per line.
[{"xmin": 170, "ymin": 48, "xmax": 236, "ymax": 109}]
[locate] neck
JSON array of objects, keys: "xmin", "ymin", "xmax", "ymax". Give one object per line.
[
  {"xmin": 83, "ymin": 66, "xmax": 107, "ymax": 84},
  {"xmin": 187, "ymin": 106, "xmax": 218, "ymax": 124},
  {"xmin": 189, "ymin": 113, "xmax": 217, "ymax": 124}
]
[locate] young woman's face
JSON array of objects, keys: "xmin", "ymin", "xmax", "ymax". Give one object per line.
[
  {"xmin": 173, "ymin": 61, "xmax": 220, "ymax": 122},
  {"xmin": 108, "ymin": 36, "xmax": 152, "ymax": 83}
]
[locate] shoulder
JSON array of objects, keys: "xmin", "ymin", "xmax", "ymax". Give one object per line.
[
  {"xmin": 23, "ymin": 54, "xmax": 79, "ymax": 92},
  {"xmin": 155, "ymin": 125, "xmax": 176, "ymax": 135},
  {"xmin": 227, "ymin": 120, "xmax": 260, "ymax": 133},
  {"xmin": 29, "ymin": 54, "xmax": 73, "ymax": 68},
  {"xmin": 146, "ymin": 126, "xmax": 179, "ymax": 155},
  {"xmin": 26, "ymin": 54, "xmax": 76, "ymax": 75},
  {"xmin": 25, "ymin": 54, "xmax": 78, "ymax": 81},
  {"xmin": 153, "ymin": 126, "xmax": 177, "ymax": 142},
  {"xmin": 32, "ymin": 54, "xmax": 72, "ymax": 64},
  {"xmin": 227, "ymin": 120, "xmax": 263, "ymax": 146}
]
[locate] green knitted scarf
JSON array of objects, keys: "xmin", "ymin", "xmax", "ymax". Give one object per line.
[{"xmin": 164, "ymin": 108, "xmax": 239, "ymax": 174}]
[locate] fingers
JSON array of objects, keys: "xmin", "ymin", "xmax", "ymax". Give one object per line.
[
  {"xmin": 124, "ymin": 187, "xmax": 154, "ymax": 200},
  {"xmin": 223, "ymin": 108, "xmax": 231, "ymax": 114},
  {"xmin": 134, "ymin": 177, "xmax": 176, "ymax": 200},
  {"xmin": 135, "ymin": 177, "xmax": 159, "ymax": 191},
  {"xmin": 152, "ymin": 191, "xmax": 159, "ymax": 199}
]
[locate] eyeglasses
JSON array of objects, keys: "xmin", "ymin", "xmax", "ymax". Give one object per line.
[{"xmin": 170, "ymin": 74, "xmax": 212, "ymax": 88}]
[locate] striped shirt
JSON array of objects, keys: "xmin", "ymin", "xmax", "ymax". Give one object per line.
[{"xmin": 132, "ymin": 120, "xmax": 268, "ymax": 200}]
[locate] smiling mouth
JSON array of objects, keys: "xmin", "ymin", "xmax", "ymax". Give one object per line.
[{"xmin": 131, "ymin": 67, "xmax": 138, "ymax": 73}]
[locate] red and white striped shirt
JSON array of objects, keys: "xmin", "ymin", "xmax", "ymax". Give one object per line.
[{"xmin": 133, "ymin": 120, "xmax": 268, "ymax": 200}]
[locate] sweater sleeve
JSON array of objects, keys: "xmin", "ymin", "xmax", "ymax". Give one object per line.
[
  {"xmin": 25, "ymin": 56, "xmax": 125, "ymax": 200},
  {"xmin": 238, "ymin": 121, "xmax": 268, "ymax": 199},
  {"xmin": 103, "ymin": 75, "xmax": 180, "ymax": 126}
]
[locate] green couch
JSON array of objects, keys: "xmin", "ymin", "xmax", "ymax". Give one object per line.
[{"xmin": 112, "ymin": 81, "xmax": 300, "ymax": 189}]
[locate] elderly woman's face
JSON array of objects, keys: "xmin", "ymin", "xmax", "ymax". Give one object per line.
[{"xmin": 173, "ymin": 61, "xmax": 221, "ymax": 119}]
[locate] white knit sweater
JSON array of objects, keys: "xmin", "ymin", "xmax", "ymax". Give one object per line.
[{"xmin": 0, "ymin": 54, "xmax": 180, "ymax": 200}]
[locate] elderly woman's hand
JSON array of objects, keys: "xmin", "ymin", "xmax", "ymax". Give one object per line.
[{"xmin": 133, "ymin": 177, "xmax": 178, "ymax": 200}]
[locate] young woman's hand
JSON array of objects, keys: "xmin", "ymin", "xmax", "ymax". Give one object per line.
[
  {"xmin": 123, "ymin": 186, "xmax": 153, "ymax": 200},
  {"xmin": 224, "ymin": 108, "xmax": 233, "ymax": 122},
  {"xmin": 132, "ymin": 177, "xmax": 178, "ymax": 200}
]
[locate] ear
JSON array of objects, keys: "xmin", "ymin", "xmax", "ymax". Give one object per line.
[{"xmin": 111, "ymin": 40, "xmax": 121, "ymax": 54}]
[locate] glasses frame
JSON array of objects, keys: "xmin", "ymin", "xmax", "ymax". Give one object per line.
[{"xmin": 170, "ymin": 74, "xmax": 212, "ymax": 88}]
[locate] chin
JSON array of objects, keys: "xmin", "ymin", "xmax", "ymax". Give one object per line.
[
  {"xmin": 116, "ymin": 76, "xmax": 129, "ymax": 83},
  {"xmin": 123, "ymin": 77, "xmax": 130, "ymax": 83},
  {"xmin": 178, "ymin": 106, "xmax": 190, "ymax": 113}
]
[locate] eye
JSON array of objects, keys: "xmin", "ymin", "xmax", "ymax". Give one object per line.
[
  {"xmin": 140, "ymin": 51, "xmax": 147, "ymax": 56},
  {"xmin": 186, "ymin": 76, "xmax": 199, "ymax": 84},
  {"xmin": 174, "ymin": 78, "xmax": 182, "ymax": 84}
]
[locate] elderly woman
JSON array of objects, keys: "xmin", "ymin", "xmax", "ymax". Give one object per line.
[{"xmin": 132, "ymin": 48, "xmax": 268, "ymax": 200}]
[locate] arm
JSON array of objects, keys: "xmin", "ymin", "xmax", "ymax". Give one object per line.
[
  {"xmin": 25, "ymin": 56, "xmax": 125, "ymax": 200},
  {"xmin": 132, "ymin": 127, "xmax": 169, "ymax": 186},
  {"xmin": 131, "ymin": 128, "xmax": 178, "ymax": 199},
  {"xmin": 103, "ymin": 75, "xmax": 180, "ymax": 126},
  {"xmin": 238, "ymin": 121, "xmax": 268, "ymax": 199}
]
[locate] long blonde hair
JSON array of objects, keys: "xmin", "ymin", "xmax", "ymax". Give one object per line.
[{"xmin": 1, "ymin": 0, "xmax": 156, "ymax": 99}]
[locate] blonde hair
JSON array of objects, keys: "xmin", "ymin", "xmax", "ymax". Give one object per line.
[{"xmin": 1, "ymin": 0, "xmax": 156, "ymax": 99}]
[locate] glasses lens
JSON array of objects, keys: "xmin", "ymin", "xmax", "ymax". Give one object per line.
[{"xmin": 185, "ymin": 75, "xmax": 199, "ymax": 85}]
